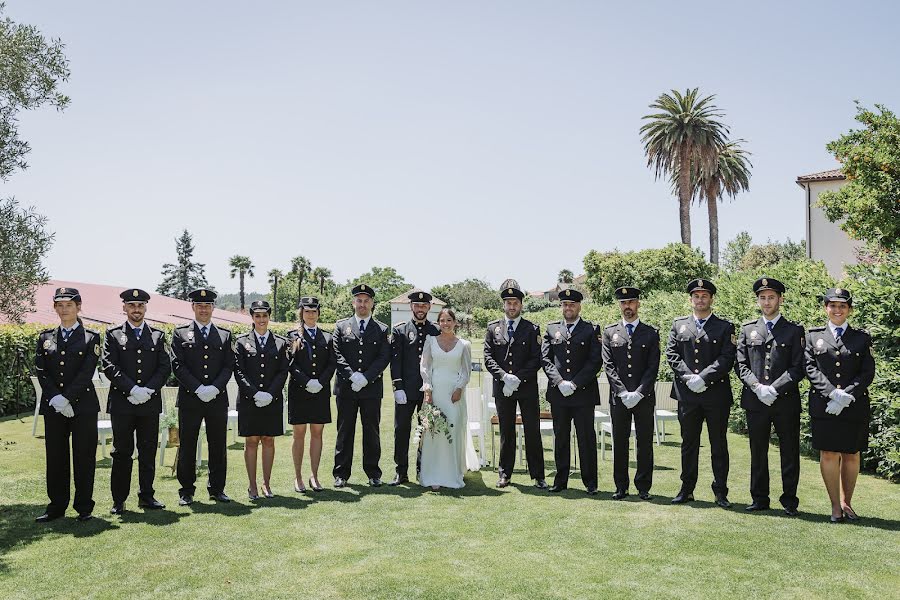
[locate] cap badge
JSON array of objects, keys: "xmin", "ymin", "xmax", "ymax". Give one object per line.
[
  {"xmin": 507, "ymin": 288, "xmax": 513, "ymax": 294},
  {"xmin": 565, "ymin": 290, "xmax": 570, "ymax": 297},
  {"xmin": 762, "ymin": 279, "xmax": 768, "ymax": 287},
  {"xmin": 200, "ymin": 290, "xmax": 207, "ymax": 297},
  {"xmin": 418, "ymin": 293, "xmax": 423, "ymax": 299},
  {"xmin": 835, "ymin": 288, "xmax": 843, "ymax": 295},
  {"xmin": 623, "ymin": 288, "xmax": 629, "ymax": 295},
  {"xmin": 133, "ymin": 290, "xmax": 139, "ymax": 297},
  {"xmin": 698, "ymin": 279, "xmax": 704, "ymax": 288}
]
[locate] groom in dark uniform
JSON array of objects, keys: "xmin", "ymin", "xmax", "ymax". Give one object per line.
[
  {"xmin": 484, "ymin": 280, "xmax": 546, "ymax": 488},
  {"xmin": 389, "ymin": 290, "xmax": 440, "ymax": 485},
  {"xmin": 332, "ymin": 284, "xmax": 391, "ymax": 487}
]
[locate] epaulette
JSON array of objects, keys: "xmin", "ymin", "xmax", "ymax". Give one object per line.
[
  {"xmin": 604, "ymin": 323, "xmax": 618, "ymax": 329},
  {"xmin": 393, "ymin": 321, "xmax": 407, "ymax": 329},
  {"xmin": 548, "ymin": 320, "xmax": 562, "ymax": 325},
  {"xmin": 743, "ymin": 319, "xmax": 759, "ymax": 327},
  {"xmin": 174, "ymin": 323, "xmax": 191, "ymax": 330},
  {"xmin": 808, "ymin": 326, "xmax": 826, "ymax": 332},
  {"xmin": 487, "ymin": 319, "xmax": 501, "ymax": 326}
]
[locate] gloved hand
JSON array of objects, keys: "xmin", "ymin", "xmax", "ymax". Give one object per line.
[
  {"xmin": 139, "ymin": 387, "xmax": 155, "ymax": 400},
  {"xmin": 350, "ymin": 372, "xmax": 368, "ymax": 392},
  {"xmin": 253, "ymin": 391, "xmax": 273, "ymax": 407},
  {"xmin": 502, "ymin": 383, "xmax": 514, "ymax": 397},
  {"xmin": 825, "ymin": 399, "xmax": 843, "ymax": 415},
  {"xmin": 758, "ymin": 385, "xmax": 778, "ymax": 406},
  {"xmin": 305, "ymin": 379, "xmax": 323, "ymax": 394},
  {"xmin": 502, "ymin": 373, "xmax": 521, "ymax": 390},
  {"xmin": 129, "ymin": 386, "xmax": 152, "ymax": 404},
  {"xmin": 828, "ymin": 389, "xmax": 855, "ymax": 413},
  {"xmin": 622, "ymin": 391, "xmax": 643, "ymax": 409},
  {"xmin": 394, "ymin": 390, "xmax": 408, "ymax": 405},
  {"xmin": 557, "ymin": 381, "xmax": 576, "ymax": 397},
  {"xmin": 49, "ymin": 394, "xmax": 74, "ymax": 417},
  {"xmin": 684, "ymin": 374, "xmax": 707, "ymax": 393},
  {"xmin": 195, "ymin": 385, "xmax": 218, "ymax": 403}
]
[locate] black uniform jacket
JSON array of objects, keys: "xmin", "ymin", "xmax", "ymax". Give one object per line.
[
  {"xmin": 541, "ymin": 319, "xmax": 602, "ymax": 407},
  {"xmin": 102, "ymin": 323, "xmax": 171, "ymax": 416},
  {"xmin": 666, "ymin": 313, "xmax": 736, "ymax": 406},
  {"xmin": 735, "ymin": 316, "xmax": 805, "ymax": 412},
  {"xmin": 602, "ymin": 321, "xmax": 660, "ymax": 407},
  {"xmin": 170, "ymin": 322, "xmax": 235, "ymax": 409},
  {"xmin": 805, "ymin": 324, "xmax": 875, "ymax": 422},
  {"xmin": 35, "ymin": 325, "xmax": 101, "ymax": 416},
  {"xmin": 484, "ymin": 317, "xmax": 542, "ymax": 401},
  {"xmin": 332, "ymin": 316, "xmax": 391, "ymax": 399}
]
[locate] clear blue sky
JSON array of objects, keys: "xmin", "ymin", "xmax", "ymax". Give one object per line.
[{"xmin": 4, "ymin": 1, "xmax": 898, "ymax": 295}]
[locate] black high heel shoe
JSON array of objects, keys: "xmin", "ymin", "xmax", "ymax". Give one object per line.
[
  {"xmin": 248, "ymin": 487, "xmax": 259, "ymax": 501},
  {"xmin": 842, "ymin": 506, "xmax": 860, "ymax": 521},
  {"xmin": 294, "ymin": 479, "xmax": 307, "ymax": 494},
  {"xmin": 308, "ymin": 477, "xmax": 323, "ymax": 492}
]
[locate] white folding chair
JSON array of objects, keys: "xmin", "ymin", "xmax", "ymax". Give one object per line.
[
  {"xmin": 95, "ymin": 385, "xmax": 113, "ymax": 458},
  {"xmin": 465, "ymin": 388, "xmax": 487, "ymax": 466},
  {"xmin": 158, "ymin": 387, "xmax": 179, "ymax": 466},
  {"xmin": 226, "ymin": 377, "xmax": 239, "ymax": 444},
  {"xmin": 600, "ymin": 419, "xmax": 636, "ymax": 461},
  {"xmin": 653, "ymin": 381, "xmax": 677, "ymax": 445},
  {"xmin": 30, "ymin": 377, "xmax": 43, "ymax": 437}
]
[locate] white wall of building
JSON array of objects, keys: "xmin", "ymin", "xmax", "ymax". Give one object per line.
[{"xmin": 803, "ymin": 179, "xmax": 861, "ymax": 279}]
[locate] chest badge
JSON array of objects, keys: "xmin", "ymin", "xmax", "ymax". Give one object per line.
[
  {"xmin": 816, "ymin": 338, "xmax": 824, "ymax": 348},
  {"xmin": 613, "ymin": 333, "xmax": 620, "ymax": 342},
  {"xmin": 345, "ymin": 326, "xmax": 352, "ymax": 335},
  {"xmin": 555, "ymin": 330, "xmax": 561, "ymax": 339},
  {"xmin": 679, "ymin": 325, "xmax": 687, "ymax": 333},
  {"xmin": 750, "ymin": 330, "xmax": 758, "ymax": 339},
  {"xmin": 43, "ymin": 339, "xmax": 52, "ymax": 350},
  {"xmin": 187, "ymin": 331, "xmax": 195, "ymax": 342},
  {"xmin": 118, "ymin": 334, "xmax": 128, "ymax": 346},
  {"xmin": 245, "ymin": 342, "xmax": 254, "ymax": 352},
  {"xmin": 494, "ymin": 326, "xmax": 501, "ymax": 335},
  {"xmin": 408, "ymin": 331, "xmax": 416, "ymax": 341}
]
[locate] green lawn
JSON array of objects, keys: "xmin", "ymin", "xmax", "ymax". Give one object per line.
[{"xmin": 1, "ymin": 386, "xmax": 898, "ymax": 599}]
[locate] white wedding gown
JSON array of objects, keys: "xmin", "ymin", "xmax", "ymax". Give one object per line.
[{"xmin": 419, "ymin": 336, "xmax": 480, "ymax": 488}]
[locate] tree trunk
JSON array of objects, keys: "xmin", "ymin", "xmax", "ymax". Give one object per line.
[
  {"xmin": 297, "ymin": 274, "xmax": 303, "ymax": 302},
  {"xmin": 239, "ymin": 272, "xmax": 246, "ymax": 310},
  {"xmin": 273, "ymin": 279, "xmax": 279, "ymax": 322},
  {"xmin": 678, "ymin": 147, "xmax": 692, "ymax": 246},
  {"xmin": 707, "ymin": 189, "xmax": 720, "ymax": 265},
  {"xmin": 319, "ymin": 278, "xmax": 324, "ymax": 295}
]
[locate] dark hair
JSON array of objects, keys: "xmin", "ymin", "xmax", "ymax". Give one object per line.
[{"xmin": 438, "ymin": 307, "xmax": 459, "ymax": 331}]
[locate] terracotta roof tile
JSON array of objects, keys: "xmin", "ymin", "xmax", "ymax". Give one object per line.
[{"xmin": 796, "ymin": 168, "xmax": 845, "ymax": 183}]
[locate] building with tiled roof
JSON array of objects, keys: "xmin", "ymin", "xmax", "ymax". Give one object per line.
[{"xmin": 796, "ymin": 167, "xmax": 859, "ymax": 278}]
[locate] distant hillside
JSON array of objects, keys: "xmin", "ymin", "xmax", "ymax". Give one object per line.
[{"xmin": 216, "ymin": 291, "xmax": 267, "ymax": 311}]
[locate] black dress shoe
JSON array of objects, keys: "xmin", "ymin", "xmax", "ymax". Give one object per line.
[
  {"xmin": 138, "ymin": 498, "xmax": 166, "ymax": 510},
  {"xmin": 388, "ymin": 475, "xmax": 408, "ymax": 486},
  {"xmin": 586, "ymin": 487, "xmax": 599, "ymax": 495},
  {"xmin": 209, "ymin": 492, "xmax": 231, "ymax": 503},
  {"xmin": 639, "ymin": 491, "xmax": 653, "ymax": 501},
  {"xmin": 178, "ymin": 495, "xmax": 194, "ymax": 506},
  {"xmin": 547, "ymin": 485, "xmax": 566, "ymax": 493},
  {"xmin": 368, "ymin": 478, "xmax": 383, "ymax": 487},
  {"xmin": 745, "ymin": 501, "xmax": 770, "ymax": 512},
  {"xmin": 715, "ymin": 494, "xmax": 732, "ymax": 509},
  {"xmin": 334, "ymin": 477, "xmax": 347, "ymax": 488},
  {"xmin": 496, "ymin": 477, "xmax": 510, "ymax": 488},
  {"xmin": 35, "ymin": 512, "xmax": 63, "ymax": 523},
  {"xmin": 76, "ymin": 513, "xmax": 94, "ymax": 522},
  {"xmin": 783, "ymin": 507, "xmax": 799, "ymax": 517},
  {"xmin": 612, "ymin": 489, "xmax": 629, "ymax": 500},
  {"xmin": 110, "ymin": 504, "xmax": 126, "ymax": 515},
  {"xmin": 534, "ymin": 479, "xmax": 548, "ymax": 489},
  {"xmin": 671, "ymin": 491, "xmax": 694, "ymax": 504}
]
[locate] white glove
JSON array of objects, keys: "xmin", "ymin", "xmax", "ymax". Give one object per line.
[
  {"xmin": 825, "ymin": 399, "xmax": 843, "ymax": 415},
  {"xmin": 253, "ymin": 391, "xmax": 273, "ymax": 407},
  {"xmin": 502, "ymin": 383, "xmax": 514, "ymax": 397},
  {"xmin": 349, "ymin": 372, "xmax": 368, "ymax": 392},
  {"xmin": 195, "ymin": 385, "xmax": 218, "ymax": 403},
  {"xmin": 49, "ymin": 394, "xmax": 68, "ymax": 411},
  {"xmin": 684, "ymin": 374, "xmax": 707, "ymax": 393},
  {"xmin": 305, "ymin": 379, "xmax": 323, "ymax": 394},
  {"xmin": 557, "ymin": 381, "xmax": 576, "ymax": 397},
  {"xmin": 139, "ymin": 386, "xmax": 155, "ymax": 400},
  {"xmin": 758, "ymin": 385, "xmax": 778, "ymax": 406},
  {"xmin": 129, "ymin": 386, "xmax": 152, "ymax": 404},
  {"xmin": 502, "ymin": 373, "xmax": 521, "ymax": 390},
  {"xmin": 60, "ymin": 402, "xmax": 75, "ymax": 418},
  {"xmin": 622, "ymin": 391, "xmax": 643, "ymax": 409},
  {"xmin": 394, "ymin": 390, "xmax": 408, "ymax": 404},
  {"xmin": 828, "ymin": 389, "xmax": 855, "ymax": 412}
]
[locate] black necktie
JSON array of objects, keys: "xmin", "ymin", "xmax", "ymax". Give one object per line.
[
  {"xmin": 835, "ymin": 327, "xmax": 844, "ymax": 339},
  {"xmin": 626, "ymin": 323, "xmax": 634, "ymax": 337},
  {"xmin": 359, "ymin": 319, "xmax": 366, "ymax": 335},
  {"xmin": 766, "ymin": 321, "xmax": 774, "ymax": 332},
  {"xmin": 61, "ymin": 328, "xmax": 70, "ymax": 342},
  {"xmin": 566, "ymin": 323, "xmax": 575, "ymax": 334},
  {"xmin": 134, "ymin": 326, "xmax": 142, "ymax": 340},
  {"xmin": 305, "ymin": 329, "xmax": 315, "ymax": 359},
  {"xmin": 201, "ymin": 325, "xmax": 209, "ymax": 339}
]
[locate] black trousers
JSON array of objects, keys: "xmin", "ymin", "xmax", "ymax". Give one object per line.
[
  {"xmin": 746, "ymin": 408, "xmax": 801, "ymax": 509},
  {"xmin": 44, "ymin": 411, "xmax": 98, "ymax": 516},
  {"xmin": 610, "ymin": 398, "xmax": 655, "ymax": 493},
  {"xmin": 333, "ymin": 394, "xmax": 382, "ymax": 480},
  {"xmin": 177, "ymin": 405, "xmax": 228, "ymax": 496},
  {"xmin": 496, "ymin": 395, "xmax": 545, "ymax": 480},
  {"xmin": 110, "ymin": 412, "xmax": 160, "ymax": 504},
  {"xmin": 393, "ymin": 392, "xmax": 424, "ymax": 478},
  {"xmin": 678, "ymin": 401, "xmax": 730, "ymax": 496},
  {"xmin": 551, "ymin": 403, "xmax": 597, "ymax": 489}
]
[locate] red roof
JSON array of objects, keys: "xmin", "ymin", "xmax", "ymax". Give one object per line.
[
  {"xmin": 796, "ymin": 168, "xmax": 845, "ymax": 183},
  {"xmin": 2, "ymin": 280, "xmax": 254, "ymax": 327}
]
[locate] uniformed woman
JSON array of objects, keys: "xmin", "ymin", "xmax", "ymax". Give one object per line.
[
  {"xmin": 33, "ymin": 287, "xmax": 102, "ymax": 522},
  {"xmin": 805, "ymin": 288, "xmax": 875, "ymax": 523},
  {"xmin": 234, "ymin": 300, "xmax": 289, "ymax": 499},
  {"xmin": 287, "ymin": 296, "xmax": 336, "ymax": 493}
]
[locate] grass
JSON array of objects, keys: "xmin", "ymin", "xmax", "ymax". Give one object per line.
[{"xmin": 1, "ymin": 379, "xmax": 898, "ymax": 599}]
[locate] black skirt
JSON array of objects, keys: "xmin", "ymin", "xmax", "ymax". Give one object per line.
[
  {"xmin": 288, "ymin": 388, "xmax": 332, "ymax": 425},
  {"xmin": 811, "ymin": 416, "xmax": 868, "ymax": 453},
  {"xmin": 237, "ymin": 398, "xmax": 284, "ymax": 437}
]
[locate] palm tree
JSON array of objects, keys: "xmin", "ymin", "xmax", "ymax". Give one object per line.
[
  {"xmin": 290, "ymin": 256, "xmax": 311, "ymax": 302},
  {"xmin": 558, "ymin": 269, "xmax": 574, "ymax": 283},
  {"xmin": 312, "ymin": 266, "xmax": 332, "ymax": 295},
  {"xmin": 640, "ymin": 88, "xmax": 728, "ymax": 246},
  {"xmin": 695, "ymin": 140, "xmax": 753, "ymax": 265},
  {"xmin": 228, "ymin": 255, "xmax": 255, "ymax": 311},
  {"xmin": 267, "ymin": 268, "xmax": 283, "ymax": 320}
]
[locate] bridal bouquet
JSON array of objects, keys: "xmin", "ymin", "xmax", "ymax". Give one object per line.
[{"xmin": 414, "ymin": 402, "xmax": 453, "ymax": 444}]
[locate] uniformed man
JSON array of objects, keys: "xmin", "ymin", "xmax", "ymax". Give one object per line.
[
  {"xmin": 332, "ymin": 284, "xmax": 391, "ymax": 487},
  {"xmin": 541, "ymin": 288, "xmax": 602, "ymax": 493},
  {"xmin": 601, "ymin": 286, "xmax": 660, "ymax": 500},
  {"xmin": 735, "ymin": 277, "xmax": 805, "ymax": 516},
  {"xmin": 389, "ymin": 290, "xmax": 440, "ymax": 485},
  {"xmin": 170, "ymin": 288, "xmax": 235, "ymax": 505},
  {"xmin": 34, "ymin": 287, "xmax": 102, "ymax": 523},
  {"xmin": 666, "ymin": 278, "xmax": 736, "ymax": 508},
  {"xmin": 484, "ymin": 280, "xmax": 546, "ymax": 489},
  {"xmin": 102, "ymin": 288, "xmax": 172, "ymax": 515}
]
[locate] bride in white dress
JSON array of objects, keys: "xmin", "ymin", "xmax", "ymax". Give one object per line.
[{"xmin": 419, "ymin": 308, "xmax": 480, "ymax": 489}]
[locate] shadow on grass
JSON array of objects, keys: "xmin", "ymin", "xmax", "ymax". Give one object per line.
[{"xmin": 736, "ymin": 504, "xmax": 900, "ymax": 531}]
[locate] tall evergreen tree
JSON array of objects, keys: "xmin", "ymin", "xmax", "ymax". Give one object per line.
[{"xmin": 157, "ymin": 229, "xmax": 210, "ymax": 300}]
